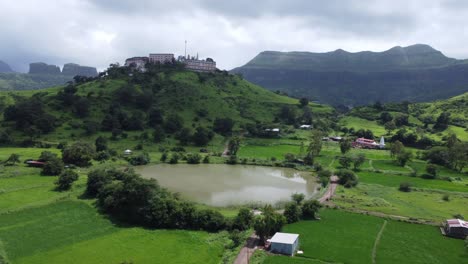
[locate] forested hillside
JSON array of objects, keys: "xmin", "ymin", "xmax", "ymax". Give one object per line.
[{"xmin": 232, "ymin": 44, "xmax": 468, "ymax": 106}]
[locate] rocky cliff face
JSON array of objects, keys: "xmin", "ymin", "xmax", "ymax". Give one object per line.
[
  {"xmin": 29, "ymin": 62, "xmax": 61, "ymax": 75},
  {"xmin": 62, "ymin": 63, "xmax": 98, "ymax": 77},
  {"xmin": 0, "ymin": 60, "xmax": 13, "ymax": 73}
]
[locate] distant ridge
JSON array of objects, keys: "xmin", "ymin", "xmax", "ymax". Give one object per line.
[
  {"xmin": 232, "ymin": 44, "xmax": 468, "ymax": 106},
  {"xmin": 238, "ymin": 44, "xmax": 458, "ymax": 72}
]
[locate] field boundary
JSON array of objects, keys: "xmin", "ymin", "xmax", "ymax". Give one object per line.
[{"xmin": 371, "ymin": 220, "xmax": 387, "ymax": 264}]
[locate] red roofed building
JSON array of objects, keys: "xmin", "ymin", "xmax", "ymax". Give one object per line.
[
  {"xmin": 443, "ymin": 219, "xmax": 468, "ymax": 239},
  {"xmin": 352, "ymin": 138, "xmax": 379, "ymax": 149}
]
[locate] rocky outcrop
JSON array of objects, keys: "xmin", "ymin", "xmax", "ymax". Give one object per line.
[
  {"xmin": 62, "ymin": 63, "xmax": 98, "ymax": 77},
  {"xmin": 29, "ymin": 62, "xmax": 61, "ymax": 75},
  {"xmin": 0, "ymin": 60, "xmax": 13, "ymax": 72}
]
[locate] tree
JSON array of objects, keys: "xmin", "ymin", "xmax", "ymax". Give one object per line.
[
  {"xmin": 380, "ymin": 112, "xmax": 393, "ymax": 124},
  {"xmin": 4, "ymin": 153, "xmax": 20, "ymax": 166},
  {"xmin": 164, "ymin": 114, "xmax": 183, "ymax": 133},
  {"xmin": 352, "ymin": 153, "xmax": 366, "ymax": 170},
  {"xmin": 394, "ymin": 114, "xmax": 409, "ymax": 127},
  {"xmin": 192, "ymin": 127, "xmax": 213, "ymax": 146},
  {"xmin": 95, "ymin": 136, "xmax": 108, "ymax": 152},
  {"xmin": 148, "ymin": 108, "xmax": 164, "ymax": 127},
  {"xmin": 434, "ymin": 112, "xmax": 450, "ymax": 130},
  {"xmin": 232, "ymin": 208, "xmax": 254, "ymax": 231},
  {"xmin": 153, "ymin": 126, "xmax": 166, "ymax": 143},
  {"xmin": 213, "ymin": 118, "xmax": 234, "ymax": 135},
  {"xmin": 446, "ymin": 133, "xmax": 458, "ymax": 149},
  {"xmin": 384, "ymin": 121, "xmax": 396, "ymax": 134},
  {"xmin": 305, "ymin": 131, "xmax": 323, "ymax": 165},
  {"xmin": 339, "ymin": 138, "xmax": 352, "ymax": 155},
  {"xmin": 55, "ymin": 170, "xmax": 79, "ymax": 190},
  {"xmin": 339, "ymin": 156, "xmax": 352, "ymax": 169},
  {"xmin": 194, "ymin": 209, "xmax": 226, "ymax": 232},
  {"xmin": 62, "ymin": 142, "xmax": 96, "ymax": 167},
  {"xmin": 128, "ymin": 153, "xmax": 150, "ymax": 165},
  {"xmin": 299, "ymin": 97, "xmax": 309, "ymax": 107},
  {"xmin": 283, "ymin": 202, "xmax": 302, "ymax": 223},
  {"xmin": 186, "ymin": 153, "xmax": 201, "ymax": 164},
  {"xmin": 228, "ymin": 136, "xmax": 241, "ymax": 155},
  {"xmin": 291, "ymin": 193, "xmax": 305, "ymax": 205},
  {"xmin": 336, "ymin": 169, "xmax": 359, "ymax": 188},
  {"xmin": 448, "ymin": 142, "xmax": 468, "ymax": 172},
  {"xmin": 301, "ymin": 199, "xmax": 322, "ymax": 219},
  {"xmin": 390, "ymin": 140, "xmax": 404, "ymax": 158},
  {"xmin": 175, "ymin": 127, "xmax": 192, "ymax": 145},
  {"xmin": 396, "ymin": 150, "xmax": 413, "ymax": 167},
  {"xmin": 42, "ymin": 156, "xmax": 64, "ymax": 176},
  {"xmin": 253, "ymin": 205, "xmax": 286, "ymax": 244},
  {"xmin": 426, "ymin": 164, "xmax": 438, "ymax": 178},
  {"xmin": 278, "ymin": 105, "xmax": 297, "ymax": 125}
]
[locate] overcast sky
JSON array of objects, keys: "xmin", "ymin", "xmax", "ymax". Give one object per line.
[{"xmin": 1, "ymin": 0, "xmax": 468, "ymax": 72}]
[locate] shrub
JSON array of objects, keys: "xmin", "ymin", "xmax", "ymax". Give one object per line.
[
  {"xmin": 62, "ymin": 142, "xmax": 96, "ymax": 167},
  {"xmin": 338, "ymin": 155, "xmax": 352, "ymax": 169},
  {"xmin": 194, "ymin": 209, "xmax": 226, "ymax": 232},
  {"xmin": 55, "ymin": 170, "xmax": 79, "ymax": 190},
  {"xmin": 301, "ymin": 199, "xmax": 322, "ymax": 219},
  {"xmin": 160, "ymin": 152, "xmax": 168, "ymax": 162},
  {"xmin": 128, "ymin": 152, "xmax": 150, "ymax": 165},
  {"xmin": 186, "ymin": 153, "xmax": 202, "ymax": 164},
  {"xmin": 226, "ymin": 155, "xmax": 238, "ymax": 165},
  {"xmin": 169, "ymin": 153, "xmax": 179, "ymax": 164},
  {"xmin": 426, "ymin": 164, "xmax": 438, "ymax": 178},
  {"xmin": 283, "ymin": 202, "xmax": 302, "ymax": 223},
  {"xmin": 336, "ymin": 169, "xmax": 358, "ymax": 188},
  {"xmin": 202, "ymin": 155, "xmax": 210, "ymax": 164},
  {"xmin": 232, "ymin": 208, "xmax": 254, "ymax": 231},
  {"xmin": 42, "ymin": 157, "xmax": 64, "ymax": 176},
  {"xmin": 442, "ymin": 194, "xmax": 450, "ymax": 201},
  {"xmin": 399, "ymin": 182, "xmax": 412, "ymax": 192}
]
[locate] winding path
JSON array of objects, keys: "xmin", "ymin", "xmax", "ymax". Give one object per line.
[
  {"xmin": 233, "ymin": 234, "xmax": 259, "ymax": 264},
  {"xmin": 372, "ymin": 220, "xmax": 388, "ymax": 264}
]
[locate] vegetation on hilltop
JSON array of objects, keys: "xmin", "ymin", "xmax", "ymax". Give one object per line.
[{"xmin": 0, "ymin": 63, "xmax": 333, "ymax": 149}]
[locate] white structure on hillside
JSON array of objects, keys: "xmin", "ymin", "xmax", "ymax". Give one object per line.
[
  {"xmin": 379, "ymin": 136, "xmax": 386, "ymax": 149},
  {"xmin": 125, "ymin": 57, "xmax": 149, "ymax": 71},
  {"xmin": 269, "ymin": 232, "xmax": 300, "ymax": 256},
  {"xmin": 179, "ymin": 55, "xmax": 216, "ymax": 72}
]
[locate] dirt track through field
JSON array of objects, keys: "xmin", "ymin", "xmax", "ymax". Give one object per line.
[{"xmin": 372, "ymin": 220, "xmax": 388, "ymax": 264}]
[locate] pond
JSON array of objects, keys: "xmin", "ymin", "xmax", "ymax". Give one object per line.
[{"xmin": 136, "ymin": 164, "xmax": 319, "ymax": 207}]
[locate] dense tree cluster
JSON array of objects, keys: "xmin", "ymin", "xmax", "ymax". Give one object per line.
[
  {"xmin": 85, "ymin": 168, "xmax": 257, "ymax": 233},
  {"xmin": 3, "ymin": 96, "xmax": 57, "ymax": 136}
]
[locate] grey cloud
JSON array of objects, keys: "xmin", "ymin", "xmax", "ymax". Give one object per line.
[{"xmin": 0, "ymin": 0, "xmax": 468, "ymax": 71}]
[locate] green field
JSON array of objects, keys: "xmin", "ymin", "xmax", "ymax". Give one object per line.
[
  {"xmin": 0, "ymin": 201, "xmax": 225, "ymax": 264},
  {"xmin": 263, "ymin": 209, "xmax": 467, "ymax": 264},
  {"xmin": 334, "ymin": 184, "xmax": 468, "ymax": 222}
]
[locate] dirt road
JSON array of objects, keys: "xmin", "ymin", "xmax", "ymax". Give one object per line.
[
  {"xmin": 319, "ymin": 176, "xmax": 338, "ymax": 204},
  {"xmin": 233, "ymin": 234, "xmax": 259, "ymax": 264}
]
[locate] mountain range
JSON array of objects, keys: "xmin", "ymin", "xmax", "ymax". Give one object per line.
[
  {"xmin": 0, "ymin": 61, "xmax": 98, "ymax": 91},
  {"xmin": 231, "ymin": 44, "xmax": 468, "ymax": 106}
]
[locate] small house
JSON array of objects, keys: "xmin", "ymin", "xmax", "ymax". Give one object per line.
[
  {"xmin": 124, "ymin": 149, "xmax": 132, "ymax": 155},
  {"xmin": 25, "ymin": 160, "xmax": 47, "ymax": 168},
  {"xmin": 299, "ymin": 125, "xmax": 312, "ymax": 130},
  {"xmin": 443, "ymin": 219, "xmax": 468, "ymax": 239},
  {"xmin": 269, "ymin": 232, "xmax": 300, "ymax": 256}
]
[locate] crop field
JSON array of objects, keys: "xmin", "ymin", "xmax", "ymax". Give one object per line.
[
  {"xmin": 334, "ymin": 184, "xmax": 468, "ymax": 222},
  {"xmin": 0, "ymin": 201, "xmax": 225, "ymax": 264},
  {"xmin": 262, "ymin": 209, "xmax": 467, "ymax": 264}
]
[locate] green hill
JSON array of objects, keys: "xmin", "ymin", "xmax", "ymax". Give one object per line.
[
  {"xmin": 232, "ymin": 44, "xmax": 468, "ymax": 106},
  {"xmin": 340, "ymin": 93, "xmax": 468, "ymax": 142},
  {"xmin": 0, "ymin": 64, "xmax": 333, "ymax": 147}
]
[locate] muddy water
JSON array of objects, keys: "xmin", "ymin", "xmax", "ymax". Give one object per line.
[{"xmin": 136, "ymin": 164, "xmax": 318, "ymax": 206}]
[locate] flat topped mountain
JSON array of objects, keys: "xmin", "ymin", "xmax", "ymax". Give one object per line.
[
  {"xmin": 0, "ymin": 60, "xmax": 14, "ymax": 73},
  {"xmin": 240, "ymin": 44, "xmax": 459, "ymax": 72},
  {"xmin": 232, "ymin": 44, "xmax": 468, "ymax": 106}
]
